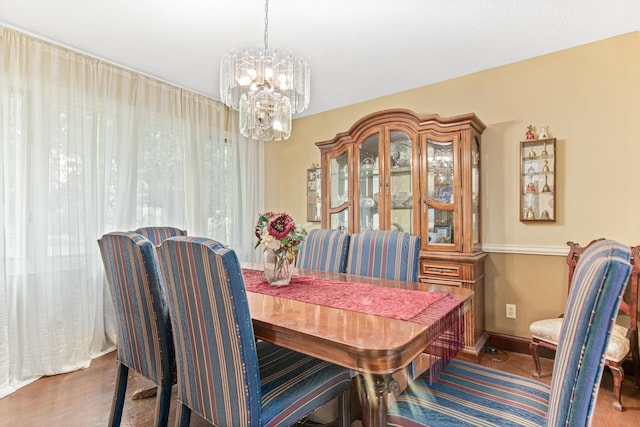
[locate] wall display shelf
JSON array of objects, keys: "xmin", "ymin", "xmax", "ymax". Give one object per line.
[
  {"xmin": 520, "ymin": 138, "xmax": 556, "ymax": 222},
  {"xmin": 306, "ymin": 166, "xmax": 322, "ymax": 222},
  {"xmin": 316, "ymin": 109, "xmax": 488, "ymax": 359}
]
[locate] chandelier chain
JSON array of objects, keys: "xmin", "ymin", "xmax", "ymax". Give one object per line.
[{"xmin": 263, "ymin": 0, "xmax": 269, "ymax": 50}]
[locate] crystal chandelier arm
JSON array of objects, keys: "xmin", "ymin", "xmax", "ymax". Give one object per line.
[{"xmin": 264, "ymin": 0, "xmax": 269, "ymax": 51}]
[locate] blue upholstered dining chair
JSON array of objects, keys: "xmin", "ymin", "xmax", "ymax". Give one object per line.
[
  {"xmin": 297, "ymin": 228, "xmax": 350, "ymax": 273},
  {"xmin": 134, "ymin": 226, "xmax": 187, "ymax": 245},
  {"xmin": 387, "ymin": 239, "xmax": 632, "ymax": 427},
  {"xmin": 98, "ymin": 232, "xmax": 176, "ymax": 427},
  {"xmin": 157, "ymin": 236, "xmax": 352, "ymax": 427},
  {"xmin": 346, "ymin": 229, "xmax": 421, "ymax": 282},
  {"xmin": 530, "ymin": 241, "xmax": 640, "ymax": 411}
]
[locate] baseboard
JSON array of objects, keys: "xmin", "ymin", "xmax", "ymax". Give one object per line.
[
  {"xmin": 485, "ymin": 332, "xmax": 637, "ymax": 375},
  {"xmin": 486, "ymin": 332, "xmax": 555, "ymax": 359}
]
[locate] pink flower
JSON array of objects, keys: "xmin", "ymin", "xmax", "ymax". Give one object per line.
[
  {"xmin": 267, "ymin": 213, "xmax": 294, "ymax": 239},
  {"xmin": 254, "ymin": 211, "xmax": 306, "ymax": 254}
]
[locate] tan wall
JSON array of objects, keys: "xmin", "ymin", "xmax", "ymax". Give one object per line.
[{"xmin": 264, "ymin": 32, "xmax": 640, "ymax": 338}]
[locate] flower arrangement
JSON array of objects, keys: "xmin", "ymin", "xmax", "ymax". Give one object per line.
[{"xmin": 255, "ymin": 212, "xmax": 307, "ymax": 285}]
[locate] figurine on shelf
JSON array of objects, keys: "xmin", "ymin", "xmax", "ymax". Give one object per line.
[
  {"xmin": 391, "ymin": 151, "xmax": 400, "ymax": 167},
  {"xmin": 542, "ymin": 160, "xmax": 550, "ymax": 173},
  {"xmin": 525, "ymin": 206, "xmax": 536, "ymax": 220},
  {"xmin": 540, "ymin": 210, "xmax": 551, "ymax": 220},
  {"xmin": 526, "ymin": 182, "xmax": 537, "ymax": 193},
  {"xmin": 539, "ymin": 126, "xmax": 548, "ymax": 138},
  {"xmin": 525, "ymin": 125, "xmax": 535, "ymax": 140}
]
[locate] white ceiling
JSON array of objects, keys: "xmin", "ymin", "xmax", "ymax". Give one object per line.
[{"xmin": 1, "ymin": 1, "xmax": 639, "ymax": 118}]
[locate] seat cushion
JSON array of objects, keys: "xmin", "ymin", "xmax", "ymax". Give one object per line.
[
  {"xmin": 258, "ymin": 341, "xmax": 351, "ymax": 427},
  {"xmin": 387, "ymin": 359, "xmax": 550, "ymax": 427},
  {"xmin": 531, "ymin": 318, "xmax": 630, "ymax": 363}
]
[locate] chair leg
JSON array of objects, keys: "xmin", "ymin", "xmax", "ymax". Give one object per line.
[
  {"xmin": 337, "ymin": 388, "xmax": 351, "ymax": 427},
  {"xmin": 109, "ymin": 362, "xmax": 129, "ymax": 427},
  {"xmin": 153, "ymin": 384, "xmax": 172, "ymax": 427},
  {"xmin": 176, "ymin": 403, "xmax": 191, "ymax": 427},
  {"xmin": 609, "ymin": 364, "xmax": 625, "ymax": 411},
  {"xmin": 631, "ymin": 330, "xmax": 640, "ymax": 388},
  {"xmin": 529, "ymin": 340, "xmax": 542, "ymax": 378}
]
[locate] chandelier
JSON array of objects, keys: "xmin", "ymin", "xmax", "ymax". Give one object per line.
[{"xmin": 220, "ymin": 0, "xmax": 310, "ymax": 141}]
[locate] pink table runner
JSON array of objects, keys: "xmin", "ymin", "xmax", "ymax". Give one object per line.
[
  {"xmin": 243, "ymin": 268, "xmax": 464, "ymax": 381},
  {"xmin": 243, "ymin": 268, "xmax": 448, "ymax": 321}
]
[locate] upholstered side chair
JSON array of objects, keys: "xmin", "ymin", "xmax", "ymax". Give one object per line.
[
  {"xmin": 530, "ymin": 240, "xmax": 640, "ymax": 410},
  {"xmin": 98, "ymin": 232, "xmax": 176, "ymax": 427},
  {"xmin": 134, "ymin": 226, "xmax": 187, "ymax": 245},
  {"xmin": 388, "ymin": 239, "xmax": 632, "ymax": 426},
  {"xmin": 127, "ymin": 226, "xmax": 186, "ymax": 400},
  {"xmin": 297, "ymin": 228, "xmax": 350, "ymax": 273},
  {"xmin": 346, "ymin": 230, "xmax": 421, "ymax": 282},
  {"xmin": 157, "ymin": 236, "xmax": 351, "ymax": 427}
]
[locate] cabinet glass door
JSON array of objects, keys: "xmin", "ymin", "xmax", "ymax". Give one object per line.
[
  {"xmin": 329, "ymin": 151, "xmax": 349, "ymax": 232},
  {"xmin": 358, "ymin": 134, "xmax": 380, "ymax": 231},
  {"xmin": 306, "ymin": 167, "xmax": 322, "ymax": 222},
  {"xmin": 330, "ymin": 210, "xmax": 349, "ymax": 232},
  {"xmin": 471, "ymin": 136, "xmax": 480, "ymax": 243},
  {"xmin": 425, "ymin": 138, "xmax": 455, "ymax": 246},
  {"xmin": 388, "ymin": 130, "xmax": 413, "ymax": 234}
]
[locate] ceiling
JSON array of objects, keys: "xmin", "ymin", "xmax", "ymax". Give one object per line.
[{"xmin": 1, "ymin": 1, "xmax": 639, "ymax": 118}]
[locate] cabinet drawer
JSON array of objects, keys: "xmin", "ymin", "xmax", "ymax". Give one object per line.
[
  {"xmin": 419, "ymin": 278, "xmax": 462, "ymax": 289},
  {"xmin": 420, "ymin": 261, "xmax": 462, "ymax": 280}
]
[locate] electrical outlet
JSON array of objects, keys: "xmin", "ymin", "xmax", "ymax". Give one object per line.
[{"xmin": 506, "ymin": 304, "xmax": 516, "ymax": 319}]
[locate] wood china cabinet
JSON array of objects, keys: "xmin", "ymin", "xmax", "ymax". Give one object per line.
[{"xmin": 316, "ymin": 109, "xmax": 487, "ymax": 358}]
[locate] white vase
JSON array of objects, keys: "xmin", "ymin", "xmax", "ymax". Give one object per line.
[
  {"xmin": 263, "ymin": 249, "xmax": 294, "ymax": 286},
  {"xmin": 539, "ymin": 127, "xmax": 547, "ymax": 138}
]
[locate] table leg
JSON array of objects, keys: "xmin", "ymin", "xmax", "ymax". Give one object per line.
[{"xmin": 359, "ymin": 374, "xmax": 389, "ymax": 427}]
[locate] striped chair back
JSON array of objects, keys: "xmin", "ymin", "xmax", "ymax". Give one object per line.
[
  {"xmin": 158, "ymin": 237, "xmax": 261, "ymax": 426},
  {"xmin": 387, "ymin": 239, "xmax": 631, "ymax": 426},
  {"xmin": 158, "ymin": 236, "xmax": 352, "ymax": 427},
  {"xmin": 346, "ymin": 230, "xmax": 420, "ymax": 282},
  {"xmin": 547, "ymin": 239, "xmax": 632, "ymax": 426},
  {"xmin": 297, "ymin": 228, "xmax": 350, "ymax": 273},
  {"xmin": 98, "ymin": 231, "xmax": 175, "ymax": 426},
  {"xmin": 134, "ymin": 226, "xmax": 187, "ymax": 245}
]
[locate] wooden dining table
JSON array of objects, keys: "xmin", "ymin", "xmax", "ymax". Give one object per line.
[{"xmin": 242, "ymin": 264, "xmax": 474, "ymax": 427}]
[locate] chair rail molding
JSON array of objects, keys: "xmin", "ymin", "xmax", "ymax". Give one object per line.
[{"xmin": 482, "ymin": 243, "xmax": 568, "ymax": 256}]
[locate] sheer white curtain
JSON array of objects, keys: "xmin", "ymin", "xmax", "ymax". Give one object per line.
[
  {"xmin": 0, "ymin": 26, "xmax": 263, "ymax": 398},
  {"xmin": 227, "ymin": 111, "xmax": 265, "ymax": 263}
]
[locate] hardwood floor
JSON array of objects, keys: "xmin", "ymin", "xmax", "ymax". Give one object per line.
[{"xmin": 1, "ymin": 349, "xmax": 639, "ymax": 426}]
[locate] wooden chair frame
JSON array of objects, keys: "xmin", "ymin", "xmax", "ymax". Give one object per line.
[{"xmin": 530, "ymin": 239, "xmax": 640, "ymax": 411}]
